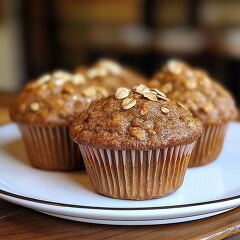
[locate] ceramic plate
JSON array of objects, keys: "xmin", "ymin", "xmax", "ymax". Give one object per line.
[{"xmin": 0, "ymin": 123, "xmax": 239, "ymax": 225}]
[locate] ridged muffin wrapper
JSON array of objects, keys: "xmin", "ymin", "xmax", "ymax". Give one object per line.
[
  {"xmin": 19, "ymin": 124, "xmax": 84, "ymax": 171},
  {"xmin": 79, "ymin": 143, "xmax": 195, "ymax": 200},
  {"xmin": 188, "ymin": 123, "xmax": 228, "ymax": 167}
]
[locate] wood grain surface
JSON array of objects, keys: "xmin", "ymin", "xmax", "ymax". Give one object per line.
[
  {"xmin": 0, "ymin": 92, "xmax": 239, "ymax": 240},
  {"xmin": 0, "ymin": 200, "xmax": 239, "ymax": 240}
]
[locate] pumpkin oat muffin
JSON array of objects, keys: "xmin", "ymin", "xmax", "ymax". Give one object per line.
[
  {"xmin": 70, "ymin": 85, "xmax": 202, "ymax": 200},
  {"xmin": 76, "ymin": 59, "xmax": 146, "ymax": 94},
  {"xmin": 149, "ymin": 60, "xmax": 238, "ymax": 167},
  {"xmin": 11, "ymin": 70, "xmax": 108, "ymax": 171}
]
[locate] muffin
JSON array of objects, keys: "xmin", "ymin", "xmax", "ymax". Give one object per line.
[
  {"xmin": 11, "ymin": 70, "xmax": 108, "ymax": 171},
  {"xmin": 149, "ymin": 60, "xmax": 238, "ymax": 167},
  {"xmin": 70, "ymin": 85, "xmax": 202, "ymax": 200},
  {"xmin": 76, "ymin": 59, "xmax": 146, "ymax": 94}
]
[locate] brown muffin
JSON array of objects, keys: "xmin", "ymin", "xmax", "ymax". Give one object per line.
[
  {"xmin": 71, "ymin": 85, "xmax": 202, "ymax": 200},
  {"xmin": 76, "ymin": 59, "xmax": 146, "ymax": 94},
  {"xmin": 11, "ymin": 70, "xmax": 108, "ymax": 171},
  {"xmin": 149, "ymin": 60, "xmax": 238, "ymax": 167}
]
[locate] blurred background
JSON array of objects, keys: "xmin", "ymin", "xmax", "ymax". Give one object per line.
[{"xmin": 0, "ymin": 0, "xmax": 240, "ymax": 104}]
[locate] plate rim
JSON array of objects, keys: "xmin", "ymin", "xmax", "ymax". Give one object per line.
[
  {"xmin": 0, "ymin": 122, "xmax": 240, "ymax": 211},
  {"xmin": 0, "ymin": 189, "xmax": 236, "ymax": 222},
  {"xmin": 39, "ymin": 208, "xmax": 233, "ymax": 223},
  {"xmin": 0, "ymin": 188, "xmax": 239, "ymax": 211}
]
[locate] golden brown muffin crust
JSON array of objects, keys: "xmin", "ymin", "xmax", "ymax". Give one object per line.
[
  {"xmin": 149, "ymin": 60, "xmax": 238, "ymax": 124},
  {"xmin": 76, "ymin": 59, "xmax": 146, "ymax": 94},
  {"xmin": 11, "ymin": 71, "xmax": 108, "ymax": 126},
  {"xmin": 71, "ymin": 85, "xmax": 203, "ymax": 150}
]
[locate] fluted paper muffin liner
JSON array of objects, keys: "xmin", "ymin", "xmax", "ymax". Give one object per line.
[
  {"xmin": 19, "ymin": 124, "xmax": 84, "ymax": 171},
  {"xmin": 188, "ymin": 123, "xmax": 228, "ymax": 167},
  {"xmin": 79, "ymin": 143, "xmax": 195, "ymax": 200}
]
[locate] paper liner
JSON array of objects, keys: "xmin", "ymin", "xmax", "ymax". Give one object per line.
[
  {"xmin": 19, "ymin": 124, "xmax": 84, "ymax": 171},
  {"xmin": 188, "ymin": 123, "xmax": 228, "ymax": 167},
  {"xmin": 79, "ymin": 143, "xmax": 195, "ymax": 200}
]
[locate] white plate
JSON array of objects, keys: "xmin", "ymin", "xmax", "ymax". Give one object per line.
[{"xmin": 0, "ymin": 123, "xmax": 239, "ymax": 225}]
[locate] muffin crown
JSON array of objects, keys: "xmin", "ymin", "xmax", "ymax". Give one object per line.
[
  {"xmin": 76, "ymin": 59, "xmax": 146, "ymax": 94},
  {"xmin": 11, "ymin": 71, "xmax": 108, "ymax": 126},
  {"xmin": 149, "ymin": 60, "xmax": 238, "ymax": 124},
  {"xmin": 70, "ymin": 85, "xmax": 203, "ymax": 150}
]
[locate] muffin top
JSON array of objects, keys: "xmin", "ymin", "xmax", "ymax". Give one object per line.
[
  {"xmin": 149, "ymin": 60, "xmax": 238, "ymax": 124},
  {"xmin": 11, "ymin": 71, "xmax": 108, "ymax": 126},
  {"xmin": 71, "ymin": 85, "xmax": 203, "ymax": 150},
  {"xmin": 76, "ymin": 59, "xmax": 146, "ymax": 94}
]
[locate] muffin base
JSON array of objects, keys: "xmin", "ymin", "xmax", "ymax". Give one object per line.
[
  {"xmin": 188, "ymin": 123, "xmax": 228, "ymax": 167},
  {"xmin": 19, "ymin": 124, "xmax": 84, "ymax": 171},
  {"xmin": 79, "ymin": 143, "xmax": 195, "ymax": 200}
]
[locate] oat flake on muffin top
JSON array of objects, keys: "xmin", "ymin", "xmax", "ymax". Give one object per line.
[
  {"xmin": 70, "ymin": 85, "xmax": 203, "ymax": 150},
  {"xmin": 149, "ymin": 60, "xmax": 238, "ymax": 124}
]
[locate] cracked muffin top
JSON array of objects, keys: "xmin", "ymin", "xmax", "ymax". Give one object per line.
[
  {"xmin": 70, "ymin": 85, "xmax": 203, "ymax": 150},
  {"xmin": 11, "ymin": 70, "xmax": 108, "ymax": 126},
  {"xmin": 149, "ymin": 60, "xmax": 238, "ymax": 124},
  {"xmin": 76, "ymin": 59, "xmax": 146, "ymax": 94}
]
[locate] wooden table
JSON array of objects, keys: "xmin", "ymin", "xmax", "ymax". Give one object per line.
[{"xmin": 0, "ymin": 92, "xmax": 240, "ymax": 240}]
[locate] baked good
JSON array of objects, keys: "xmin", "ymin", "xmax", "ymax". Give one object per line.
[
  {"xmin": 76, "ymin": 59, "xmax": 146, "ymax": 94},
  {"xmin": 11, "ymin": 70, "xmax": 108, "ymax": 171},
  {"xmin": 70, "ymin": 84, "xmax": 202, "ymax": 200},
  {"xmin": 149, "ymin": 60, "xmax": 238, "ymax": 167}
]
